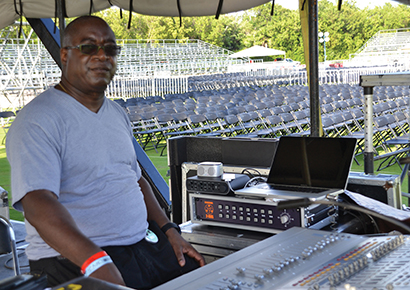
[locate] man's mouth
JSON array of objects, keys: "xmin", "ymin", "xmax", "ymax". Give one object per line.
[{"xmin": 90, "ymin": 66, "xmax": 110, "ymax": 72}]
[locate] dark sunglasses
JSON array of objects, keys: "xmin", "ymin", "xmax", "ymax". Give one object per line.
[{"xmin": 64, "ymin": 44, "xmax": 122, "ymax": 56}]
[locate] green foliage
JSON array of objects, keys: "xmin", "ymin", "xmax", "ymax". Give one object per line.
[
  {"xmin": 318, "ymin": 0, "xmax": 366, "ymax": 61},
  {"xmin": 0, "ymin": 130, "xmax": 24, "ymax": 221},
  {"xmin": 94, "ymin": 8, "xmax": 243, "ymax": 50},
  {"xmin": 240, "ymin": 5, "xmax": 303, "ymax": 61},
  {"xmin": 317, "ymin": 1, "xmax": 410, "ymax": 61},
  {"xmin": 5, "ymin": 2, "xmax": 410, "ymax": 64}
]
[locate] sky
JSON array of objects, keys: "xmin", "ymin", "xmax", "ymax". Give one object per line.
[{"xmin": 275, "ymin": 0, "xmax": 400, "ymax": 10}]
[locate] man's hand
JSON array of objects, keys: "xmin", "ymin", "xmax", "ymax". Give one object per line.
[
  {"xmin": 165, "ymin": 228, "xmax": 205, "ymax": 267},
  {"xmin": 138, "ymin": 176, "xmax": 205, "ymax": 267}
]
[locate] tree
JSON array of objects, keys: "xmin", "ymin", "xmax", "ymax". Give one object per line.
[
  {"xmin": 4, "ymin": 1, "xmax": 410, "ymax": 63},
  {"xmin": 318, "ymin": 0, "xmax": 367, "ymax": 61},
  {"xmin": 239, "ymin": 4, "xmax": 304, "ymax": 62}
]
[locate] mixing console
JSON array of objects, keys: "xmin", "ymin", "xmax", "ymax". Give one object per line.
[{"xmin": 153, "ymin": 227, "xmax": 410, "ymax": 290}]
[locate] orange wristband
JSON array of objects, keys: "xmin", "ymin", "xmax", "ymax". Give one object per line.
[{"xmin": 81, "ymin": 251, "xmax": 108, "ymax": 274}]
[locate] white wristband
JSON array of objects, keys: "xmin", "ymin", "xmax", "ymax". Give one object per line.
[{"xmin": 83, "ymin": 256, "xmax": 113, "ymax": 277}]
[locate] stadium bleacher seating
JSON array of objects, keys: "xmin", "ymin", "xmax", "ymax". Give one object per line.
[{"xmin": 122, "ymin": 82, "xmax": 410, "ymax": 170}]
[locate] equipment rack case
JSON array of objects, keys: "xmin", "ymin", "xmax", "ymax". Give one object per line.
[{"xmin": 347, "ymin": 172, "xmax": 402, "ymax": 209}]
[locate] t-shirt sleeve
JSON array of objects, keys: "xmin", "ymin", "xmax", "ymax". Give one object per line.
[{"xmin": 6, "ymin": 112, "xmax": 62, "ymax": 211}]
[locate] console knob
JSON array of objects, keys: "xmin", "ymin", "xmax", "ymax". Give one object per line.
[
  {"xmin": 280, "ymin": 213, "xmax": 290, "ymax": 224},
  {"xmin": 236, "ymin": 267, "xmax": 246, "ymax": 274},
  {"xmin": 263, "ymin": 268, "xmax": 273, "ymax": 275},
  {"xmin": 272, "ymin": 264, "xmax": 282, "ymax": 272}
]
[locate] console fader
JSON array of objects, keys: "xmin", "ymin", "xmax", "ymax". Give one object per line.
[{"xmin": 153, "ymin": 227, "xmax": 410, "ymax": 290}]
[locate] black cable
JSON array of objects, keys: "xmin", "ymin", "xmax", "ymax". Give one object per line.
[
  {"xmin": 13, "ymin": 0, "xmax": 23, "ymax": 38},
  {"xmin": 338, "ymin": 0, "xmax": 343, "ymax": 11},
  {"xmin": 4, "ymin": 250, "xmax": 30, "ymax": 271},
  {"xmin": 271, "ymin": 0, "xmax": 275, "ymax": 16},
  {"xmin": 240, "ymin": 168, "xmax": 263, "ymax": 178},
  {"xmin": 244, "ymin": 176, "xmax": 267, "ymax": 188},
  {"xmin": 301, "ymin": 0, "xmax": 307, "ymax": 11},
  {"xmin": 340, "ymin": 196, "xmax": 382, "ymax": 234},
  {"xmin": 54, "ymin": 0, "xmax": 58, "ymax": 34},
  {"xmin": 128, "ymin": 0, "xmax": 133, "ymax": 29},
  {"xmin": 215, "ymin": 0, "xmax": 224, "ymax": 20},
  {"xmin": 89, "ymin": 0, "xmax": 93, "ymax": 15},
  {"xmin": 327, "ymin": 206, "xmax": 338, "ymax": 230},
  {"xmin": 177, "ymin": 0, "xmax": 182, "ymax": 27},
  {"xmin": 344, "ymin": 210, "xmax": 372, "ymax": 234},
  {"xmin": 366, "ymin": 212, "xmax": 380, "ymax": 233}
]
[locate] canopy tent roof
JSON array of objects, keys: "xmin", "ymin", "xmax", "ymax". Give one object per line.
[
  {"xmin": 229, "ymin": 45, "xmax": 286, "ymax": 58},
  {"xmin": 0, "ymin": 0, "xmax": 270, "ymax": 30},
  {"xmin": 1, "ymin": 0, "xmax": 406, "ymax": 31}
]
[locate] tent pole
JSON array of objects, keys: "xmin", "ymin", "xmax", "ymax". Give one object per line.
[
  {"xmin": 308, "ymin": 0, "xmax": 320, "ymax": 137},
  {"xmin": 27, "ymin": 18, "xmax": 62, "ymax": 68},
  {"xmin": 363, "ymin": 86, "xmax": 374, "ymax": 174}
]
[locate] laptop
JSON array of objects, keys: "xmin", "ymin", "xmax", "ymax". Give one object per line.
[{"xmin": 235, "ymin": 136, "xmax": 357, "ymax": 200}]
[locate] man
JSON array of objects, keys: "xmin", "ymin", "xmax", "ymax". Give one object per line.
[{"xmin": 6, "ymin": 15, "xmax": 204, "ymax": 289}]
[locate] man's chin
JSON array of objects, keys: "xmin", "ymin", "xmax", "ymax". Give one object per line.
[{"xmin": 91, "ymin": 79, "xmax": 111, "ymax": 91}]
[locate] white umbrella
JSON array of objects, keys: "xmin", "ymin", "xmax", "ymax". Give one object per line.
[
  {"xmin": 229, "ymin": 45, "xmax": 286, "ymax": 58},
  {"xmin": 0, "ymin": 0, "xmax": 271, "ymax": 31}
]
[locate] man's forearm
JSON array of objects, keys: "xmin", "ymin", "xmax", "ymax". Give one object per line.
[
  {"xmin": 21, "ymin": 190, "xmax": 125, "ymax": 285},
  {"xmin": 22, "ymin": 190, "xmax": 101, "ymax": 266}
]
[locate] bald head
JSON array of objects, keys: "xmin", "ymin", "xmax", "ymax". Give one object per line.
[
  {"xmin": 59, "ymin": 15, "xmax": 118, "ymax": 100},
  {"xmin": 62, "ymin": 16, "xmax": 114, "ymax": 48}
]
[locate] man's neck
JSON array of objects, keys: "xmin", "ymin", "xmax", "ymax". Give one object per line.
[{"xmin": 56, "ymin": 81, "xmax": 105, "ymax": 113}]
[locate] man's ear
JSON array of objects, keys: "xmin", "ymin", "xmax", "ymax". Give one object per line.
[{"xmin": 60, "ymin": 48, "xmax": 68, "ymax": 66}]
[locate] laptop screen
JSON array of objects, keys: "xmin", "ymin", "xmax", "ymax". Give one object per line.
[{"xmin": 267, "ymin": 136, "xmax": 356, "ymax": 189}]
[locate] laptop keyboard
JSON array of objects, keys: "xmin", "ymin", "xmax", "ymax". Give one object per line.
[{"xmin": 267, "ymin": 184, "xmax": 326, "ymax": 193}]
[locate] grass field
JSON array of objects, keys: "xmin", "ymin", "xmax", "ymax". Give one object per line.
[{"xmin": 1, "ymin": 129, "xmax": 408, "ymax": 222}]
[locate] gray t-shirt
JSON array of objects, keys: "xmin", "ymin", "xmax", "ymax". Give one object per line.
[{"xmin": 6, "ymin": 87, "xmax": 148, "ymax": 260}]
